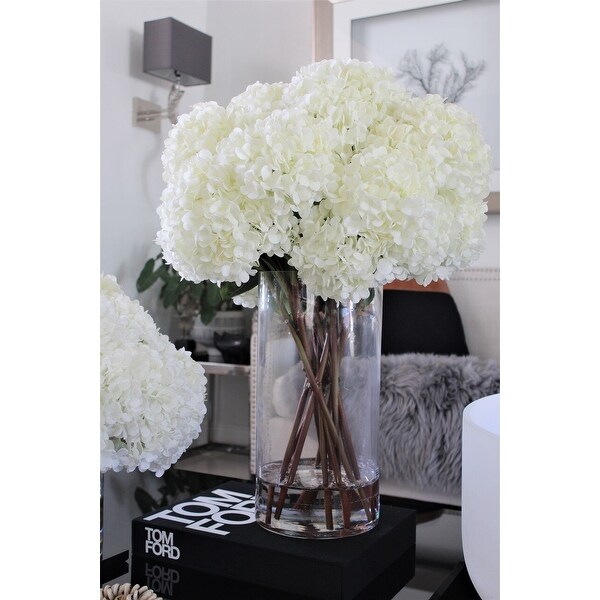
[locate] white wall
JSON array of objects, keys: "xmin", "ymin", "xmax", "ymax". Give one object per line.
[
  {"xmin": 101, "ymin": 0, "xmax": 211, "ymax": 337},
  {"xmin": 475, "ymin": 213, "xmax": 499, "ymax": 268},
  {"xmin": 207, "ymin": 0, "xmax": 314, "ymax": 106}
]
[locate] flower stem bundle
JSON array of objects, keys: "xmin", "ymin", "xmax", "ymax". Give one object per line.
[{"xmin": 257, "ymin": 267, "xmax": 379, "ymax": 533}]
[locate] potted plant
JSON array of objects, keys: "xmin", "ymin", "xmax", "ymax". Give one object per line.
[{"xmin": 136, "ymin": 252, "xmax": 243, "ymax": 354}]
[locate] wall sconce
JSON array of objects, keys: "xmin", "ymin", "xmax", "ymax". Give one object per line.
[{"xmin": 133, "ymin": 17, "xmax": 212, "ymax": 133}]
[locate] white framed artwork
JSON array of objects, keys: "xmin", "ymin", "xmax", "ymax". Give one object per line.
[{"xmin": 330, "ymin": 0, "xmax": 500, "ymax": 211}]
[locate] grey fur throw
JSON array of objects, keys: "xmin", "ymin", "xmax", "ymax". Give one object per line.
[{"xmin": 379, "ymin": 353, "xmax": 500, "ymax": 495}]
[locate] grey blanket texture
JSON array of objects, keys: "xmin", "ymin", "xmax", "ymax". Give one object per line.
[{"xmin": 380, "ymin": 353, "xmax": 500, "ymax": 495}]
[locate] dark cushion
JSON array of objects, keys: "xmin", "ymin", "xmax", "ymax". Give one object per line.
[{"xmin": 381, "ymin": 290, "xmax": 469, "ymax": 356}]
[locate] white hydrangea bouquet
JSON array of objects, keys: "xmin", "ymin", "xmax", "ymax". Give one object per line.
[
  {"xmin": 100, "ymin": 274, "xmax": 207, "ymax": 477},
  {"xmin": 156, "ymin": 59, "xmax": 491, "ymax": 534},
  {"xmin": 157, "ymin": 59, "xmax": 490, "ymax": 304}
]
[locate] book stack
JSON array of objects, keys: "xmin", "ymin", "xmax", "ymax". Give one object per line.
[{"xmin": 131, "ymin": 480, "xmax": 416, "ymax": 600}]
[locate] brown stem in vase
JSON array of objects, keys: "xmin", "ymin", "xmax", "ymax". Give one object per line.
[
  {"xmin": 278, "ymin": 381, "xmax": 311, "ymax": 478},
  {"xmin": 263, "ymin": 271, "xmax": 373, "ymax": 526},
  {"xmin": 293, "ymin": 312, "xmax": 373, "ymax": 521},
  {"xmin": 316, "ymin": 386, "xmax": 334, "ymax": 529},
  {"xmin": 290, "ymin": 276, "xmax": 314, "ymax": 371},
  {"xmin": 289, "ymin": 316, "xmax": 374, "ymax": 523},
  {"xmin": 323, "ymin": 488, "xmax": 334, "ymax": 530},
  {"xmin": 325, "ymin": 316, "xmax": 368, "ymax": 514},
  {"xmin": 273, "ymin": 390, "xmax": 316, "ymax": 518},
  {"xmin": 324, "ymin": 417, "xmax": 351, "ymax": 528},
  {"xmin": 312, "ymin": 384, "xmax": 375, "ymax": 522},
  {"xmin": 265, "ymin": 484, "xmax": 275, "ymax": 525},
  {"xmin": 340, "ymin": 489, "xmax": 352, "ymax": 529},
  {"xmin": 273, "ymin": 339, "xmax": 328, "ymax": 520},
  {"xmin": 273, "ymin": 384, "xmax": 312, "ymax": 519},
  {"xmin": 328, "ymin": 299, "xmax": 340, "ymax": 429}
]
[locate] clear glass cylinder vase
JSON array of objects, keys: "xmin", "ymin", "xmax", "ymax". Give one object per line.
[{"xmin": 255, "ymin": 270, "xmax": 382, "ymax": 538}]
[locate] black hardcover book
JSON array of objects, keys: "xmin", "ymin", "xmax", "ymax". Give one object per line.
[
  {"xmin": 131, "ymin": 544, "xmax": 416, "ymax": 600},
  {"xmin": 131, "ymin": 480, "xmax": 416, "ymax": 600}
]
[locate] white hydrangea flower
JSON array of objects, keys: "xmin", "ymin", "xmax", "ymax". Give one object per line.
[
  {"xmin": 157, "ymin": 58, "xmax": 491, "ymax": 304},
  {"xmin": 284, "ymin": 59, "xmax": 411, "ymax": 157},
  {"xmin": 289, "ymin": 208, "xmax": 380, "ymax": 303},
  {"xmin": 227, "ymin": 81, "xmax": 287, "ymax": 128},
  {"xmin": 232, "ymin": 288, "xmax": 259, "ymax": 309},
  {"xmin": 162, "ymin": 102, "xmax": 231, "ymax": 184},
  {"xmin": 100, "ymin": 275, "xmax": 207, "ymax": 477}
]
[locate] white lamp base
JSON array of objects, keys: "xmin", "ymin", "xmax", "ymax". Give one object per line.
[{"xmin": 461, "ymin": 393, "xmax": 500, "ymax": 599}]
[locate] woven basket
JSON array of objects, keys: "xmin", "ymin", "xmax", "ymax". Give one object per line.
[{"xmin": 100, "ymin": 583, "xmax": 161, "ymax": 600}]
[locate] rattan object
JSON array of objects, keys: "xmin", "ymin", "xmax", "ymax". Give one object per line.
[{"xmin": 100, "ymin": 583, "xmax": 162, "ymax": 600}]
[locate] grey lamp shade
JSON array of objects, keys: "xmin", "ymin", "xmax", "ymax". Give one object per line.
[{"xmin": 143, "ymin": 17, "xmax": 211, "ymax": 86}]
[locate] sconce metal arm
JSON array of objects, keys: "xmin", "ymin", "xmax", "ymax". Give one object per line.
[{"xmin": 132, "ymin": 77, "xmax": 185, "ymax": 132}]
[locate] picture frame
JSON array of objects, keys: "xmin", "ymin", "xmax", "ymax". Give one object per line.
[{"xmin": 315, "ymin": 0, "xmax": 500, "ymax": 213}]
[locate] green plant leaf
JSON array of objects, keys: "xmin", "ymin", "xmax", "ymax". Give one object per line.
[
  {"xmin": 136, "ymin": 258, "xmax": 159, "ymax": 292},
  {"xmin": 220, "ymin": 273, "xmax": 260, "ymax": 301},
  {"xmin": 176, "ymin": 278, "xmax": 191, "ymax": 301},
  {"xmin": 188, "ymin": 282, "xmax": 204, "ymax": 301},
  {"xmin": 134, "ymin": 488, "xmax": 159, "ymax": 514},
  {"xmin": 161, "ymin": 472, "xmax": 179, "ymax": 497},
  {"xmin": 200, "ymin": 303, "xmax": 218, "ymax": 325},
  {"xmin": 155, "ymin": 263, "xmax": 169, "ymax": 282},
  {"xmin": 205, "ymin": 282, "xmax": 223, "ymax": 307},
  {"xmin": 162, "ymin": 275, "xmax": 181, "ymax": 308}
]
